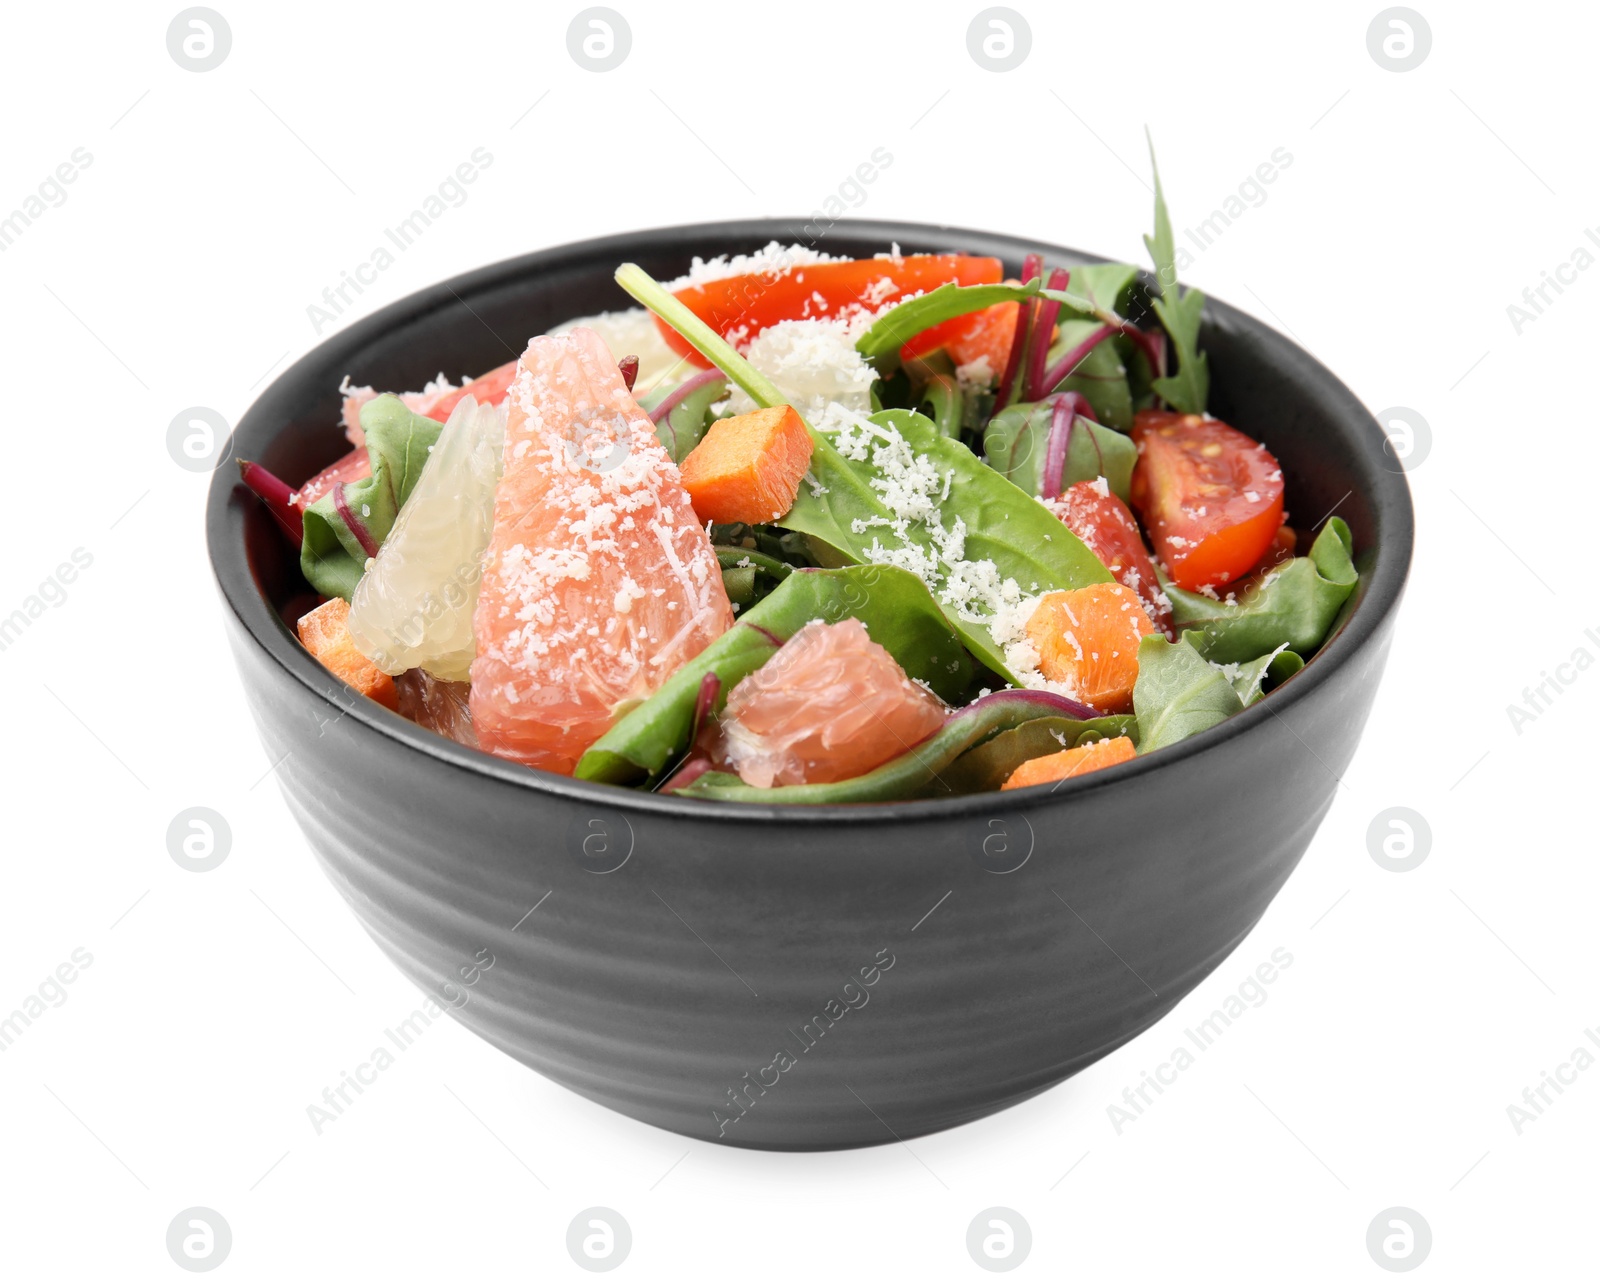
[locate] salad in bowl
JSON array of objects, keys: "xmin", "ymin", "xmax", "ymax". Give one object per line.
[{"xmin": 240, "ymin": 166, "xmax": 1358, "ymax": 805}]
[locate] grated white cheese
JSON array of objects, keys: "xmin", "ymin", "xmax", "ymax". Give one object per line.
[
  {"xmin": 664, "ymin": 241, "xmax": 846, "ymax": 291},
  {"xmin": 725, "ymin": 316, "xmax": 879, "ymax": 422},
  {"xmin": 955, "ymin": 356, "xmax": 995, "ymax": 388}
]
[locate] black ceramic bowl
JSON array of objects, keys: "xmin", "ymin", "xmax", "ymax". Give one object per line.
[{"xmin": 208, "ymin": 220, "xmax": 1412, "ymax": 1150}]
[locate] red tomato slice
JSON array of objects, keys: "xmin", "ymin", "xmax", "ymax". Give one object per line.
[
  {"xmin": 900, "ymin": 300, "xmax": 1019, "ymax": 375},
  {"xmin": 1129, "ymin": 411, "xmax": 1285, "ymax": 592},
  {"xmin": 424, "ymin": 359, "xmax": 519, "ymax": 422},
  {"xmin": 1048, "ymin": 481, "xmax": 1175, "ymax": 638},
  {"xmin": 660, "ymin": 255, "xmax": 1003, "ymax": 364}
]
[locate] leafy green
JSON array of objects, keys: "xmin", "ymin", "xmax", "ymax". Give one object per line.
[
  {"xmin": 1044, "ymin": 319, "xmax": 1134, "ymax": 429},
  {"xmin": 937, "ymin": 715, "xmax": 1136, "ymax": 793},
  {"xmin": 714, "ymin": 545, "xmax": 792, "ymax": 610},
  {"xmin": 781, "ymin": 408, "xmax": 1111, "ymax": 678},
  {"xmin": 981, "ymin": 400, "xmax": 1137, "ymax": 501},
  {"xmin": 1142, "ymin": 133, "xmax": 1210, "ymax": 415},
  {"xmin": 1065, "ymin": 262, "xmax": 1142, "ymax": 316},
  {"xmin": 577, "ymin": 626, "xmax": 778, "ymax": 786},
  {"xmin": 854, "ymin": 280, "xmax": 1119, "ymax": 373},
  {"xmin": 714, "ymin": 545, "xmax": 794, "ymax": 581},
  {"xmin": 1167, "ymin": 519, "xmax": 1359, "ymax": 664},
  {"xmin": 638, "ymin": 374, "xmax": 728, "ymax": 463},
  {"xmin": 917, "ymin": 372, "xmax": 965, "ymax": 438},
  {"xmin": 1225, "ymin": 646, "xmax": 1305, "ymax": 707},
  {"xmin": 574, "ymin": 565, "xmax": 972, "ymax": 785},
  {"xmin": 721, "ymin": 565, "xmax": 758, "ymax": 604},
  {"xmin": 300, "ymin": 395, "xmax": 443, "ymax": 601},
  {"xmin": 1132, "ymin": 633, "xmax": 1244, "ymax": 753},
  {"xmin": 673, "ymin": 694, "xmax": 1123, "ymax": 804}
]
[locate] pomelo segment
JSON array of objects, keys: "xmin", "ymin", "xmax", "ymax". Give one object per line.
[
  {"xmin": 470, "ymin": 327, "xmax": 734, "ymax": 774},
  {"xmin": 395, "ymin": 670, "xmax": 476, "ymax": 747},
  {"xmin": 295, "ymin": 446, "xmax": 371, "ymax": 509},
  {"xmin": 348, "ymin": 397, "xmax": 506, "ymax": 681},
  {"xmin": 716, "ymin": 618, "xmax": 947, "ymax": 788}
]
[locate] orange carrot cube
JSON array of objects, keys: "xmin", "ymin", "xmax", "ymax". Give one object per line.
[
  {"xmin": 1001, "ymin": 735, "xmax": 1136, "ymax": 790},
  {"xmin": 1025, "ymin": 581, "xmax": 1154, "ymax": 713},
  {"xmin": 679, "ymin": 404, "xmax": 814, "ymax": 526},
  {"xmin": 296, "ymin": 597, "xmax": 398, "ymax": 710}
]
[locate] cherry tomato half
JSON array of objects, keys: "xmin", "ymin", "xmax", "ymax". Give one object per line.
[
  {"xmin": 1129, "ymin": 411, "xmax": 1285, "ymax": 592},
  {"xmin": 660, "ymin": 255, "xmax": 1003, "ymax": 363},
  {"xmin": 1048, "ymin": 481, "xmax": 1175, "ymax": 638}
]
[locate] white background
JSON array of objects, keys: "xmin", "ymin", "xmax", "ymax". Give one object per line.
[{"xmin": 2, "ymin": 1, "xmax": 1593, "ymax": 1276}]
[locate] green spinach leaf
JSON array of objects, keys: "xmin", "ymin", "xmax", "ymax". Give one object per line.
[
  {"xmin": 575, "ymin": 565, "xmax": 973, "ymax": 785},
  {"xmin": 1167, "ymin": 519, "xmax": 1359, "ymax": 664},
  {"xmin": 1132, "ymin": 632, "xmax": 1245, "ymax": 753},
  {"xmin": 781, "ymin": 408, "xmax": 1111, "ymax": 678},
  {"xmin": 854, "ymin": 280, "xmax": 1125, "ymax": 373},
  {"xmin": 1225, "ymin": 645, "xmax": 1305, "ymax": 706},
  {"xmin": 981, "ymin": 400, "xmax": 1137, "ymax": 501},
  {"xmin": 1044, "ymin": 318, "xmax": 1135, "ymax": 429},
  {"xmin": 300, "ymin": 394, "xmax": 444, "ymax": 601},
  {"xmin": 937, "ymin": 714, "xmax": 1136, "ymax": 793},
  {"xmin": 917, "ymin": 372, "xmax": 965, "ymax": 438},
  {"xmin": 637, "ymin": 374, "xmax": 728, "ymax": 463}
]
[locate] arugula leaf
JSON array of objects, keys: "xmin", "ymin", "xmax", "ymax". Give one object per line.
[
  {"xmin": 1143, "ymin": 132, "xmax": 1210, "ymax": 415},
  {"xmin": 575, "ymin": 565, "xmax": 973, "ymax": 785},
  {"xmin": 673, "ymin": 693, "xmax": 1121, "ymax": 803},
  {"xmin": 1132, "ymin": 632, "xmax": 1245, "ymax": 753},
  {"xmin": 936, "ymin": 715, "xmax": 1136, "ymax": 793},
  {"xmin": 1225, "ymin": 645, "xmax": 1305, "ymax": 707},
  {"xmin": 982, "ymin": 400, "xmax": 1137, "ymax": 501},
  {"xmin": 781, "ymin": 408, "xmax": 1111, "ymax": 678},
  {"xmin": 300, "ymin": 394, "xmax": 444, "ymax": 601},
  {"xmin": 1167, "ymin": 519, "xmax": 1359, "ymax": 664}
]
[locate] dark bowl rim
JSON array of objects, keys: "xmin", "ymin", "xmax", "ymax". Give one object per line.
[{"xmin": 206, "ymin": 216, "xmax": 1414, "ymax": 824}]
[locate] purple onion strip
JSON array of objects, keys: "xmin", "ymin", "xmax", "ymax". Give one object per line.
[
  {"xmin": 1038, "ymin": 323, "xmax": 1116, "ymax": 397},
  {"xmin": 954, "ymin": 687, "xmax": 1099, "ymax": 723},
  {"xmin": 690, "ymin": 671, "xmax": 721, "ymax": 745},
  {"xmin": 993, "ymin": 253, "xmax": 1043, "ymax": 414},
  {"xmin": 1041, "ymin": 398, "xmax": 1073, "ymax": 500},
  {"xmin": 649, "ymin": 367, "xmax": 726, "ymax": 424},
  {"xmin": 1040, "ymin": 392, "xmax": 1099, "ymax": 498},
  {"xmin": 1024, "ymin": 267, "xmax": 1071, "ymax": 402}
]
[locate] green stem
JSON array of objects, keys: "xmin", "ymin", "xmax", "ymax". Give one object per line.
[
  {"xmin": 918, "ymin": 374, "xmax": 964, "ymax": 439},
  {"xmin": 614, "ymin": 264, "xmax": 787, "ymax": 413},
  {"xmin": 713, "ymin": 546, "xmax": 795, "ymax": 579}
]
